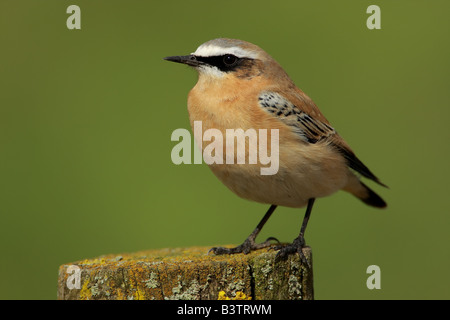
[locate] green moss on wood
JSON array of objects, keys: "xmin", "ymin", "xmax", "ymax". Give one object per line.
[{"xmin": 57, "ymin": 246, "xmax": 313, "ymax": 300}]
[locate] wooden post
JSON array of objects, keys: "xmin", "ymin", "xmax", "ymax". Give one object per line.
[{"xmin": 57, "ymin": 246, "xmax": 313, "ymax": 300}]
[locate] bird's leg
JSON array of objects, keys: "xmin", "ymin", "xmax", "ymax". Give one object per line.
[
  {"xmin": 209, "ymin": 205, "xmax": 279, "ymax": 255},
  {"xmin": 275, "ymin": 198, "xmax": 315, "ymax": 266}
]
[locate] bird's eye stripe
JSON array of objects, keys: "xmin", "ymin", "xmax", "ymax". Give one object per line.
[
  {"xmin": 194, "ymin": 55, "xmax": 245, "ymax": 72},
  {"xmin": 223, "ymin": 54, "xmax": 238, "ymax": 66}
]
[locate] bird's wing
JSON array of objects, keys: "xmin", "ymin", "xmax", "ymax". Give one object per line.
[
  {"xmin": 258, "ymin": 90, "xmax": 335, "ymax": 144},
  {"xmin": 258, "ymin": 90, "xmax": 387, "ymax": 187}
]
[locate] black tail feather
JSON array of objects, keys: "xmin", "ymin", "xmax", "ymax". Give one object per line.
[
  {"xmin": 360, "ymin": 182, "xmax": 387, "ymax": 208},
  {"xmin": 331, "ymin": 143, "xmax": 388, "ymax": 188}
]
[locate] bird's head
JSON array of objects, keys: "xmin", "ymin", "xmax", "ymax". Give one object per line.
[{"xmin": 164, "ymin": 38, "xmax": 290, "ymax": 84}]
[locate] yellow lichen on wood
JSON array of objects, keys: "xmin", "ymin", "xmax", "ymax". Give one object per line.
[
  {"xmin": 79, "ymin": 279, "xmax": 92, "ymax": 300},
  {"xmin": 218, "ymin": 290, "xmax": 252, "ymax": 300},
  {"xmin": 57, "ymin": 246, "xmax": 313, "ymax": 300}
]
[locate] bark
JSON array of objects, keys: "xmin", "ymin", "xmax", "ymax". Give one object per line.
[{"xmin": 57, "ymin": 246, "xmax": 313, "ymax": 300}]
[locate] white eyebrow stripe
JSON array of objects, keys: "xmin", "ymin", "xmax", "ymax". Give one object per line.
[{"xmin": 192, "ymin": 44, "xmax": 258, "ymax": 59}]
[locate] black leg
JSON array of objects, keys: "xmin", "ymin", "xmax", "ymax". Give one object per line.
[
  {"xmin": 209, "ymin": 205, "xmax": 278, "ymax": 255},
  {"xmin": 299, "ymin": 198, "xmax": 315, "ymax": 239},
  {"xmin": 275, "ymin": 198, "xmax": 315, "ymax": 265}
]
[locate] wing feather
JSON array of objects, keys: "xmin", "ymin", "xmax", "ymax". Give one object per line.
[
  {"xmin": 258, "ymin": 91, "xmax": 335, "ymax": 143},
  {"xmin": 258, "ymin": 90, "xmax": 387, "ymax": 187}
]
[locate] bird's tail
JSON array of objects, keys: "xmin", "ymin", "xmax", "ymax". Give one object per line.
[{"xmin": 343, "ymin": 175, "xmax": 387, "ymax": 208}]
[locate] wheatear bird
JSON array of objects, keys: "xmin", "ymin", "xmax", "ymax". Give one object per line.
[{"xmin": 164, "ymin": 38, "xmax": 387, "ymax": 262}]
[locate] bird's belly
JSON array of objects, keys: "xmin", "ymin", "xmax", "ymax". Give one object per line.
[
  {"xmin": 187, "ymin": 94, "xmax": 349, "ymax": 208},
  {"xmin": 208, "ymin": 143, "xmax": 349, "ymax": 208}
]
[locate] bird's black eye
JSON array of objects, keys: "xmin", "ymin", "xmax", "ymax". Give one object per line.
[{"xmin": 223, "ymin": 54, "xmax": 238, "ymax": 66}]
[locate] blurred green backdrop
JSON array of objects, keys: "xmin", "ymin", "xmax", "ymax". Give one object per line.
[{"xmin": 1, "ymin": 0, "xmax": 449, "ymax": 299}]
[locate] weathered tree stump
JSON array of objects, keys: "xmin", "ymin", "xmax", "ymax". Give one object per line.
[{"xmin": 57, "ymin": 246, "xmax": 313, "ymax": 300}]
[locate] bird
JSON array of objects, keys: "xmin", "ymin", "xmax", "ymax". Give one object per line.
[{"xmin": 164, "ymin": 38, "xmax": 387, "ymax": 263}]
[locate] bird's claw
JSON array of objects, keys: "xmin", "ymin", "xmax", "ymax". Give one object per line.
[
  {"xmin": 274, "ymin": 236, "xmax": 310, "ymax": 267},
  {"xmin": 208, "ymin": 236, "xmax": 279, "ymax": 255}
]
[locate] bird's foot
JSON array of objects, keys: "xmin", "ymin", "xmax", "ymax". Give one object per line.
[
  {"xmin": 273, "ymin": 236, "xmax": 310, "ymax": 267},
  {"xmin": 209, "ymin": 236, "xmax": 280, "ymax": 255}
]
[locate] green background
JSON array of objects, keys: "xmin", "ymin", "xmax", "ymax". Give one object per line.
[{"xmin": 1, "ymin": 0, "xmax": 449, "ymax": 300}]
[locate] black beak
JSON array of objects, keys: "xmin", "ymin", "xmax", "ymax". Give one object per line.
[{"xmin": 163, "ymin": 55, "xmax": 201, "ymax": 67}]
